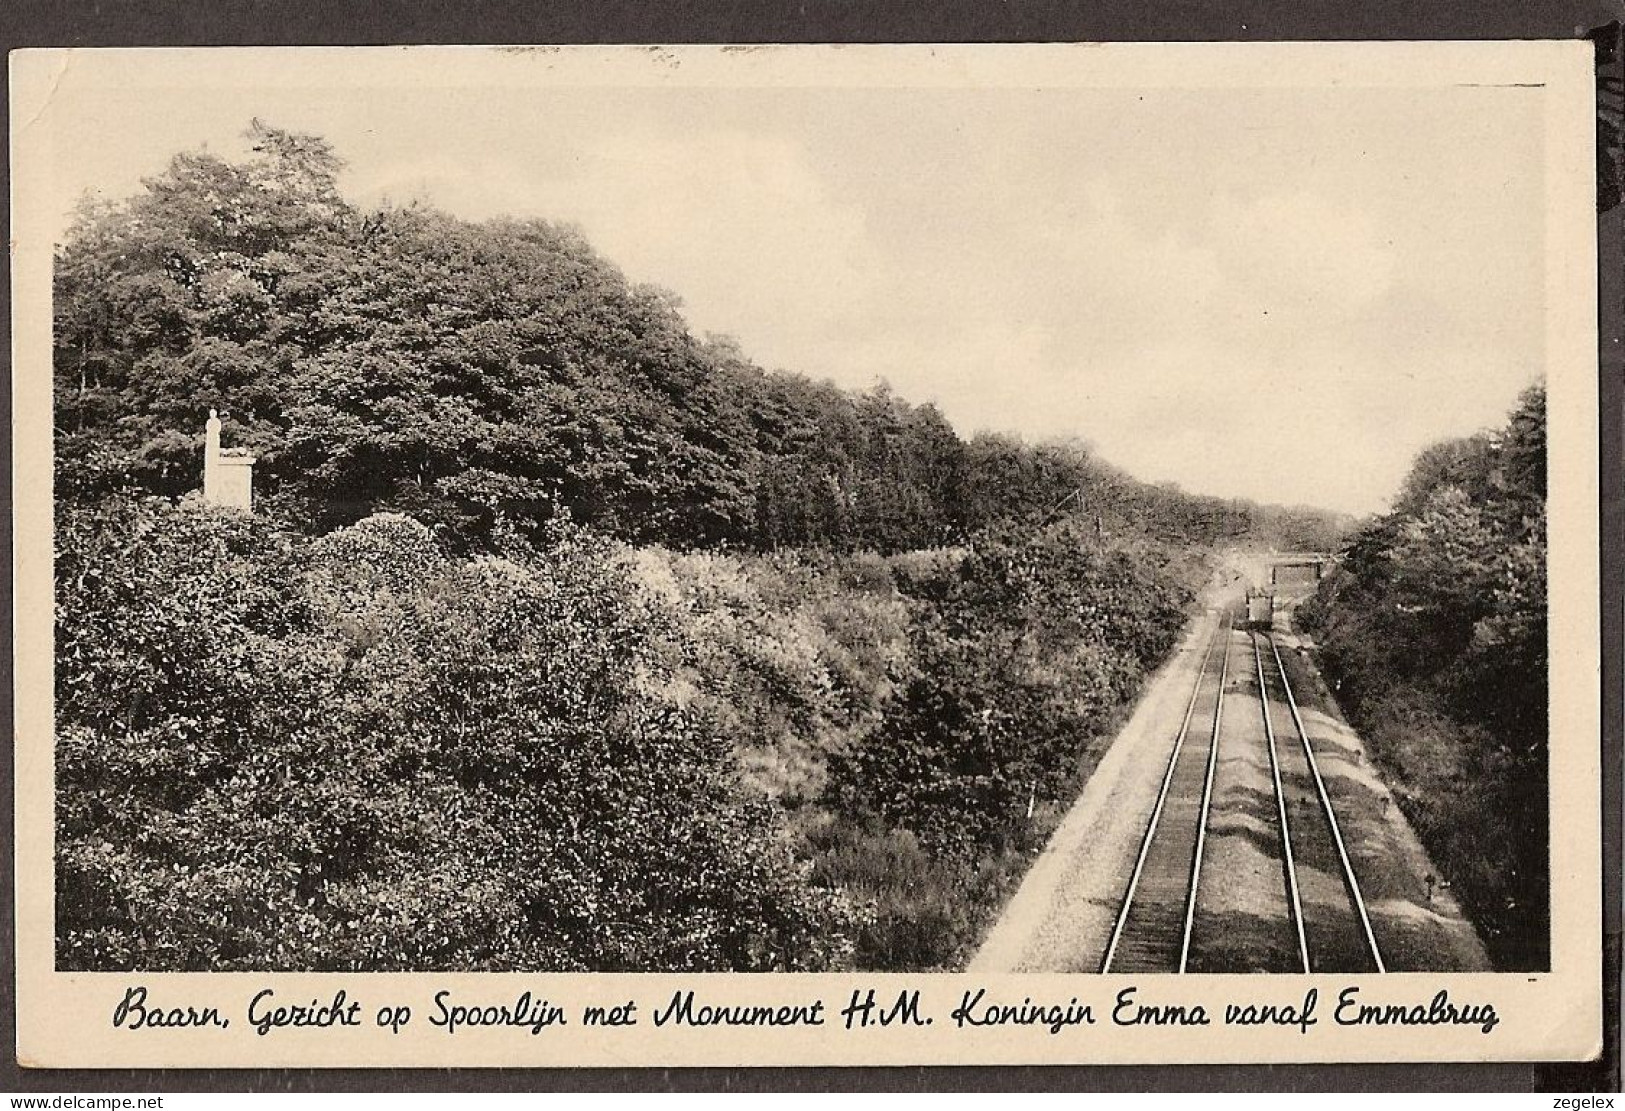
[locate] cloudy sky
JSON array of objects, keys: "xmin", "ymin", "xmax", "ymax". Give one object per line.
[{"xmin": 27, "ymin": 48, "xmax": 1549, "ymax": 515}]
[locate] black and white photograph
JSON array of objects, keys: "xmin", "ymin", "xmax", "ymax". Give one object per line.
[{"xmin": 9, "ymin": 42, "xmax": 1605, "ymax": 1067}]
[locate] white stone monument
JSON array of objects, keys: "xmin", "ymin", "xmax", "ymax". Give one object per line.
[{"xmin": 202, "ymin": 410, "xmax": 256, "ymax": 510}]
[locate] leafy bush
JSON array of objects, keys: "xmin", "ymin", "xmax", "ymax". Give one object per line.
[
  {"xmin": 629, "ymin": 546, "xmax": 912, "ymax": 803},
  {"xmin": 828, "ymin": 523, "xmax": 1189, "ymax": 858}
]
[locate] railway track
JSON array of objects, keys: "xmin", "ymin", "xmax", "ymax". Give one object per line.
[
  {"xmin": 1101, "ymin": 613, "xmax": 1384, "ymax": 974},
  {"xmin": 1100, "ymin": 612, "xmax": 1228, "ymax": 973},
  {"xmin": 1258, "ymin": 632, "xmax": 1384, "ymax": 973}
]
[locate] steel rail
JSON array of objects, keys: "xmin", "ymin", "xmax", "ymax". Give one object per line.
[
  {"xmin": 1254, "ymin": 633, "xmax": 1311, "ymax": 973},
  {"xmin": 1267, "ymin": 635, "xmax": 1386, "ymax": 973},
  {"xmin": 1099, "ymin": 612, "xmax": 1226, "ymax": 973},
  {"xmin": 1178, "ymin": 614, "xmax": 1230, "ymax": 973}
]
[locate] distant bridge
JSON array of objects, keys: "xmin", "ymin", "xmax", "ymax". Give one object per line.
[{"xmin": 1269, "ymin": 552, "xmax": 1335, "ymax": 584}]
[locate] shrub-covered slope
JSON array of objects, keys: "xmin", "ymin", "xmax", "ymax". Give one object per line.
[{"xmin": 57, "ymin": 503, "xmax": 860, "ymax": 970}]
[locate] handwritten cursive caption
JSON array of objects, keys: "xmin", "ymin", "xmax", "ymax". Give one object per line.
[{"xmin": 107, "ymin": 983, "xmax": 1501, "ymax": 1040}]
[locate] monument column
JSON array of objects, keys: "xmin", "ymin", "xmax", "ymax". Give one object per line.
[{"xmin": 201, "ymin": 410, "xmax": 255, "ymax": 510}]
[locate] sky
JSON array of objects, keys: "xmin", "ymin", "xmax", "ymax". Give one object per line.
[{"xmin": 26, "ymin": 48, "xmax": 1550, "ymax": 515}]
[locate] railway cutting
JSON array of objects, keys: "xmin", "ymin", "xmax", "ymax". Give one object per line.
[{"xmin": 969, "ymin": 552, "xmax": 1490, "ymax": 975}]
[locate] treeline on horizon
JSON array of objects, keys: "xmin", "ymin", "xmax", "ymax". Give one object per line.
[
  {"xmin": 1298, "ymin": 385, "xmax": 1548, "ymax": 970},
  {"xmin": 54, "ymin": 122, "xmax": 1342, "ymax": 973},
  {"xmin": 53, "ymin": 121, "xmax": 1343, "ymax": 556}
]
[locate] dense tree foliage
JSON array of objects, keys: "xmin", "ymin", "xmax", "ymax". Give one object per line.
[
  {"xmin": 1298, "ymin": 386, "xmax": 1548, "ymax": 970},
  {"xmin": 55, "ymin": 121, "xmax": 1341, "ymax": 555}
]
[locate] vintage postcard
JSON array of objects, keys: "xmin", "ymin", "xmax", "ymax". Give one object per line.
[{"xmin": 9, "ymin": 42, "xmax": 1603, "ymax": 1067}]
